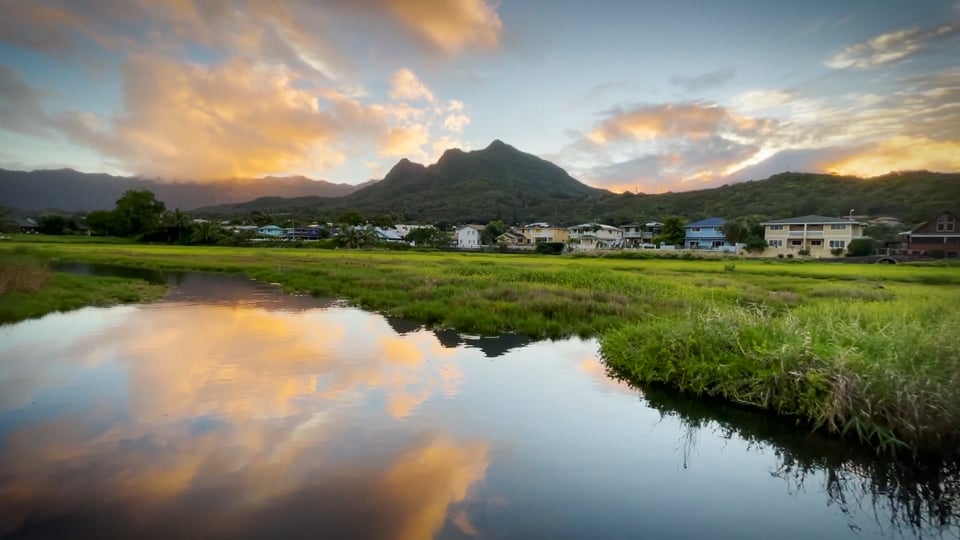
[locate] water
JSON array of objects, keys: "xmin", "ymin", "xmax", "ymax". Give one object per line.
[{"xmin": 1, "ymin": 268, "xmax": 957, "ymax": 539}]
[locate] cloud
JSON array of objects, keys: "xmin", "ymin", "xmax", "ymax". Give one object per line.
[
  {"xmin": 585, "ymin": 102, "xmax": 770, "ymax": 144},
  {"xmin": 824, "ymin": 136, "xmax": 960, "ymax": 177},
  {"xmin": 826, "ymin": 23, "xmax": 959, "ymax": 69},
  {"xmin": 0, "ymin": 65, "xmax": 51, "ymax": 136},
  {"xmin": 385, "ymin": 0, "xmax": 503, "ymax": 54},
  {"xmin": 389, "ymin": 68, "xmax": 436, "ymax": 102},
  {"xmin": 669, "ymin": 67, "xmax": 735, "ymax": 92}
]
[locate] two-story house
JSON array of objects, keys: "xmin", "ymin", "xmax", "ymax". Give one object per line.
[
  {"xmin": 621, "ymin": 221, "xmax": 663, "ymax": 248},
  {"xmin": 567, "ymin": 223, "xmax": 623, "ymax": 250},
  {"xmin": 257, "ymin": 225, "xmax": 285, "ymax": 237},
  {"xmin": 762, "ymin": 215, "xmax": 864, "ymax": 257},
  {"xmin": 684, "ymin": 217, "xmax": 732, "ymax": 250},
  {"xmin": 455, "ymin": 224, "xmax": 484, "ymax": 248},
  {"xmin": 901, "ymin": 211, "xmax": 959, "ymax": 257},
  {"xmin": 515, "ymin": 223, "xmax": 570, "ymax": 245}
]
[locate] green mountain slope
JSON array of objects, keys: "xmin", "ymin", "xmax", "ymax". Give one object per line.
[{"xmin": 190, "ymin": 141, "xmax": 958, "ymax": 225}]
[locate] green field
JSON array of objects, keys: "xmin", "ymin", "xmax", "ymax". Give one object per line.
[{"xmin": 2, "ymin": 238, "xmax": 959, "ymax": 454}]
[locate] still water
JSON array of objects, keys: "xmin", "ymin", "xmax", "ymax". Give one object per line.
[{"xmin": 1, "ymin": 268, "xmax": 957, "ymax": 539}]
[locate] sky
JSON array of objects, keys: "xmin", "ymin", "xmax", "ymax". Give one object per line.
[{"xmin": 0, "ymin": 0, "xmax": 958, "ymax": 193}]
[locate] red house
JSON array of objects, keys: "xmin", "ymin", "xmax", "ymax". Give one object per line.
[{"xmin": 903, "ymin": 211, "xmax": 959, "ymax": 257}]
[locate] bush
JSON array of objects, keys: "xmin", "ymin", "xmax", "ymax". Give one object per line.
[
  {"xmin": 787, "ymin": 253, "xmax": 794, "ymax": 259},
  {"xmin": 847, "ymin": 237, "xmax": 877, "ymax": 257},
  {"xmin": 830, "ymin": 248, "xmax": 844, "ymax": 256},
  {"xmin": 777, "ymin": 254, "xmax": 785, "ymax": 259},
  {"xmin": 535, "ymin": 242, "xmax": 566, "ymax": 255},
  {"xmin": 798, "ymin": 248, "xmax": 811, "ymax": 256}
]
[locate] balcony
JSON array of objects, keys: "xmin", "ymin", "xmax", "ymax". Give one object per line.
[{"xmin": 788, "ymin": 231, "xmax": 824, "ymax": 237}]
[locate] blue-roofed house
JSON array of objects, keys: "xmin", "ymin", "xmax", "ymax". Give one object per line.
[
  {"xmin": 684, "ymin": 217, "xmax": 733, "ymax": 250},
  {"xmin": 257, "ymin": 225, "xmax": 285, "ymax": 237}
]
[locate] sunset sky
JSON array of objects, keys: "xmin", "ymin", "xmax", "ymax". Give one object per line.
[{"xmin": 1, "ymin": 0, "xmax": 958, "ymax": 193}]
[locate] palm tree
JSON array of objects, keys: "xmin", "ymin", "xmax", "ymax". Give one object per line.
[
  {"xmin": 190, "ymin": 221, "xmax": 220, "ymax": 244},
  {"xmin": 162, "ymin": 209, "xmax": 191, "ymax": 242},
  {"xmin": 338, "ymin": 225, "xmax": 377, "ymax": 248}
]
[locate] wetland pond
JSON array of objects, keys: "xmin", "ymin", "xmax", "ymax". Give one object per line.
[{"xmin": 0, "ymin": 265, "xmax": 957, "ymax": 539}]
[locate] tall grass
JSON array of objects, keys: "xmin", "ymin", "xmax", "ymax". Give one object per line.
[
  {"xmin": 0, "ymin": 256, "xmax": 51, "ymax": 293},
  {"xmin": 602, "ymin": 297, "xmax": 960, "ymax": 453}
]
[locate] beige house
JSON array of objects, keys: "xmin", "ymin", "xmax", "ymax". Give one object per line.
[
  {"xmin": 568, "ymin": 223, "xmax": 623, "ymax": 251},
  {"xmin": 515, "ymin": 222, "xmax": 570, "ymax": 245},
  {"xmin": 762, "ymin": 215, "xmax": 864, "ymax": 257}
]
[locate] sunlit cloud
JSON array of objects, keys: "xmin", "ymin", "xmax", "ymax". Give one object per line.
[
  {"xmin": 389, "ymin": 68, "xmax": 436, "ymax": 102},
  {"xmin": 824, "ymin": 136, "xmax": 960, "ymax": 177},
  {"xmin": 826, "ymin": 23, "xmax": 959, "ymax": 69},
  {"xmin": 386, "ymin": 0, "xmax": 503, "ymax": 55}
]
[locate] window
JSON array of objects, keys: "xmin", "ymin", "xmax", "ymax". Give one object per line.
[
  {"xmin": 769, "ymin": 225, "xmax": 784, "ymax": 231},
  {"xmin": 830, "ymin": 224, "xmax": 846, "ymax": 230},
  {"xmin": 691, "ymin": 227, "xmax": 701, "ymax": 232},
  {"xmin": 791, "ymin": 240, "xmax": 802, "ymax": 246},
  {"xmin": 767, "ymin": 239, "xmax": 783, "ymax": 247},
  {"xmin": 811, "ymin": 240, "xmax": 822, "ymax": 246},
  {"xmin": 937, "ymin": 215, "xmax": 956, "ymax": 232},
  {"xmin": 829, "ymin": 240, "xmax": 846, "ymax": 249}
]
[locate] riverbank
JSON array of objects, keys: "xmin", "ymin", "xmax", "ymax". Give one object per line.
[
  {"xmin": 0, "ymin": 255, "xmax": 167, "ymax": 324},
  {"xmin": 2, "ymin": 240, "xmax": 958, "ymax": 453}
]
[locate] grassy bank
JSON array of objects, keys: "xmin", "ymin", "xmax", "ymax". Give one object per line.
[
  {"xmin": 0, "ymin": 255, "xmax": 167, "ymax": 324},
  {"xmin": 2, "ymin": 240, "xmax": 959, "ymax": 453}
]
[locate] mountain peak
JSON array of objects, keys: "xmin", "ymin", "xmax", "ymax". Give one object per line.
[{"xmin": 486, "ymin": 139, "xmax": 513, "ymax": 150}]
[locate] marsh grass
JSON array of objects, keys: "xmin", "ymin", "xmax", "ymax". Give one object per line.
[
  {"xmin": 0, "ymin": 254, "xmax": 166, "ymax": 324},
  {"xmin": 3, "ymin": 239, "xmax": 960, "ymax": 452}
]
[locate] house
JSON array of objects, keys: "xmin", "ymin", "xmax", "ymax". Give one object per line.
[
  {"xmin": 496, "ymin": 230, "xmax": 528, "ymax": 248},
  {"xmin": 514, "ymin": 223, "xmax": 570, "ymax": 245},
  {"xmin": 567, "ymin": 223, "xmax": 622, "ymax": 250},
  {"xmin": 684, "ymin": 217, "xmax": 733, "ymax": 250},
  {"xmin": 257, "ymin": 225, "xmax": 285, "ymax": 237},
  {"xmin": 455, "ymin": 224, "xmax": 484, "ymax": 248},
  {"xmin": 285, "ymin": 225, "xmax": 325, "ymax": 240},
  {"xmin": 17, "ymin": 218, "xmax": 40, "ymax": 234},
  {"xmin": 621, "ymin": 221, "xmax": 663, "ymax": 248},
  {"xmin": 374, "ymin": 227, "xmax": 405, "ymax": 243},
  {"xmin": 901, "ymin": 211, "xmax": 959, "ymax": 257},
  {"xmin": 762, "ymin": 215, "xmax": 864, "ymax": 257},
  {"xmin": 395, "ymin": 224, "xmax": 430, "ymax": 237}
]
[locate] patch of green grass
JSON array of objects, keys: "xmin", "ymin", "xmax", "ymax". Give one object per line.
[{"xmin": 0, "ymin": 254, "xmax": 167, "ymax": 324}]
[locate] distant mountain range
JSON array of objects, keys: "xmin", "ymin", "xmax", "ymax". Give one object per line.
[
  {"xmin": 3, "ymin": 141, "xmax": 958, "ymax": 225},
  {"xmin": 0, "ymin": 169, "xmax": 370, "ymax": 212}
]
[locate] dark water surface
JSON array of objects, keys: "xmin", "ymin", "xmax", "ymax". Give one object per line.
[{"xmin": 1, "ymin": 267, "xmax": 957, "ymax": 539}]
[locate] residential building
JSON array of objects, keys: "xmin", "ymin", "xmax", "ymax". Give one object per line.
[
  {"xmin": 17, "ymin": 218, "xmax": 40, "ymax": 234},
  {"xmin": 621, "ymin": 221, "xmax": 663, "ymax": 248},
  {"xmin": 496, "ymin": 230, "xmax": 528, "ymax": 248},
  {"xmin": 374, "ymin": 227, "xmax": 405, "ymax": 243},
  {"xmin": 901, "ymin": 211, "xmax": 959, "ymax": 257},
  {"xmin": 256, "ymin": 225, "xmax": 285, "ymax": 237},
  {"xmin": 514, "ymin": 223, "xmax": 570, "ymax": 245},
  {"xmin": 455, "ymin": 224, "xmax": 484, "ymax": 248},
  {"xmin": 762, "ymin": 215, "xmax": 864, "ymax": 257},
  {"xmin": 285, "ymin": 225, "xmax": 326, "ymax": 240},
  {"xmin": 684, "ymin": 217, "xmax": 733, "ymax": 250},
  {"xmin": 567, "ymin": 223, "xmax": 622, "ymax": 250},
  {"xmin": 395, "ymin": 224, "xmax": 431, "ymax": 237}
]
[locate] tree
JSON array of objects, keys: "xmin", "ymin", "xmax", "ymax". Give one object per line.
[
  {"xmin": 338, "ymin": 225, "xmax": 377, "ymax": 248},
  {"xmin": 658, "ymin": 215, "xmax": 686, "ymax": 246},
  {"xmin": 404, "ymin": 227, "xmax": 450, "ymax": 248},
  {"xmin": 723, "ymin": 215, "xmax": 768, "ymax": 252},
  {"xmin": 161, "ymin": 208, "xmax": 191, "ymax": 242},
  {"xmin": 481, "ymin": 219, "xmax": 506, "ymax": 245},
  {"xmin": 85, "ymin": 210, "xmax": 117, "ymax": 236},
  {"xmin": 372, "ymin": 214, "xmax": 395, "ymax": 228},
  {"xmin": 113, "ymin": 189, "xmax": 166, "ymax": 237},
  {"xmin": 190, "ymin": 221, "xmax": 221, "ymax": 244},
  {"xmin": 38, "ymin": 215, "xmax": 71, "ymax": 235},
  {"xmin": 338, "ymin": 211, "xmax": 364, "ymax": 226}
]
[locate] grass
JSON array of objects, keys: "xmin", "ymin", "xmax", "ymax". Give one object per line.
[
  {"xmin": 0, "ymin": 254, "xmax": 167, "ymax": 324},
  {"xmin": 2, "ymin": 238, "xmax": 959, "ymax": 453}
]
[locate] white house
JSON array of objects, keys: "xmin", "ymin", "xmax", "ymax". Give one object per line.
[
  {"xmin": 455, "ymin": 224, "xmax": 485, "ymax": 248},
  {"xmin": 395, "ymin": 224, "xmax": 431, "ymax": 237},
  {"xmin": 567, "ymin": 223, "xmax": 623, "ymax": 251}
]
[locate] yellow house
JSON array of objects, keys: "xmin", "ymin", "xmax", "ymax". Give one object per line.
[
  {"xmin": 762, "ymin": 215, "xmax": 864, "ymax": 257},
  {"xmin": 515, "ymin": 222, "xmax": 570, "ymax": 245}
]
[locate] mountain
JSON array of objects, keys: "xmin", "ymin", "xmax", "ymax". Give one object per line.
[
  {"xmin": 0, "ymin": 168, "xmax": 364, "ymax": 212},
  {"xmin": 195, "ymin": 140, "xmax": 607, "ymax": 222}
]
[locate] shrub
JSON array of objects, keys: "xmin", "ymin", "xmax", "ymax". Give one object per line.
[
  {"xmin": 798, "ymin": 248, "xmax": 811, "ymax": 256},
  {"xmin": 777, "ymin": 254, "xmax": 784, "ymax": 259},
  {"xmin": 723, "ymin": 262, "xmax": 736, "ymax": 272},
  {"xmin": 787, "ymin": 253, "xmax": 794, "ymax": 259},
  {"xmin": 535, "ymin": 242, "xmax": 566, "ymax": 255},
  {"xmin": 831, "ymin": 248, "xmax": 844, "ymax": 256},
  {"xmin": 847, "ymin": 238, "xmax": 877, "ymax": 257}
]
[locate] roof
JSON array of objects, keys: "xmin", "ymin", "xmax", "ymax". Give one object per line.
[
  {"xmin": 17, "ymin": 218, "xmax": 39, "ymax": 227},
  {"xmin": 686, "ymin": 217, "xmax": 725, "ymax": 228},
  {"xmin": 761, "ymin": 215, "xmax": 860, "ymax": 225},
  {"xmin": 908, "ymin": 211, "xmax": 957, "ymax": 233},
  {"xmin": 375, "ymin": 227, "xmax": 404, "ymax": 240},
  {"xmin": 522, "ymin": 222, "xmax": 552, "ymax": 228},
  {"xmin": 569, "ymin": 223, "xmax": 621, "ymax": 231},
  {"xmin": 458, "ymin": 224, "xmax": 485, "ymax": 231}
]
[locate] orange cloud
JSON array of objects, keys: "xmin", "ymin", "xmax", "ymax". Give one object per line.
[
  {"xmin": 588, "ymin": 103, "xmax": 732, "ymax": 144},
  {"xmin": 387, "ymin": 0, "xmax": 503, "ymax": 54},
  {"xmin": 382, "ymin": 125, "xmax": 432, "ymax": 158},
  {"xmin": 825, "ymin": 136, "xmax": 960, "ymax": 177}
]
